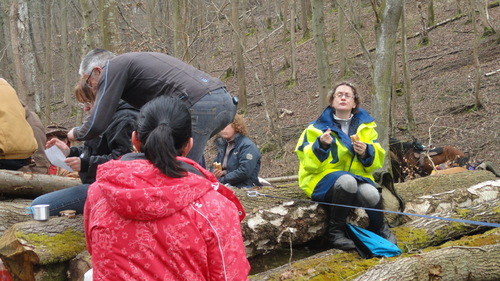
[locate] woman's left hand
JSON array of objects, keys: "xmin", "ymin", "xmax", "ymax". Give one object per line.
[
  {"xmin": 213, "ymin": 169, "xmax": 224, "ymax": 178},
  {"xmin": 353, "ymin": 140, "xmax": 367, "ymax": 158}
]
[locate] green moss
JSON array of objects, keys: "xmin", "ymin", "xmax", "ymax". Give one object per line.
[
  {"xmin": 250, "ymin": 251, "xmax": 402, "ymax": 281},
  {"xmin": 392, "ymin": 227, "xmax": 430, "ymax": 252},
  {"xmin": 17, "ymin": 229, "xmax": 86, "ymax": 265}
]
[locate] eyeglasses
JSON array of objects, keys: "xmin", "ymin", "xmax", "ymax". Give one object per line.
[
  {"xmin": 85, "ymin": 68, "xmax": 95, "ymax": 88},
  {"xmin": 334, "ymin": 92, "xmax": 354, "ymax": 99},
  {"xmin": 78, "ymin": 102, "xmax": 93, "ymax": 109}
]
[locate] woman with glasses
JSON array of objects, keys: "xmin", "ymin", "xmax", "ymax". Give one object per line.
[
  {"xmin": 295, "ymin": 82, "xmax": 396, "ymax": 250},
  {"xmin": 31, "ymin": 79, "xmax": 139, "ymax": 216}
]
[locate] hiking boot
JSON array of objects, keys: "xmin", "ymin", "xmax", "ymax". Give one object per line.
[
  {"xmin": 327, "ymin": 185, "xmax": 357, "ymax": 251},
  {"xmin": 366, "ymin": 201, "xmax": 397, "ymax": 244},
  {"xmin": 368, "ymin": 222, "xmax": 397, "ymax": 244},
  {"xmin": 329, "ymin": 221, "xmax": 356, "ymax": 250}
]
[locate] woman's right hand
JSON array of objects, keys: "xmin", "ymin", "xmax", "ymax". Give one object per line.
[
  {"xmin": 46, "ymin": 138, "xmax": 70, "ymax": 157},
  {"xmin": 319, "ymin": 129, "xmax": 333, "ymax": 149}
]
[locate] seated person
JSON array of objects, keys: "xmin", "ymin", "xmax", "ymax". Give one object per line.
[
  {"xmin": 44, "ymin": 125, "xmax": 74, "ymax": 176},
  {"xmin": 46, "ymin": 125, "xmax": 70, "ymax": 146},
  {"xmin": 18, "ymin": 102, "xmax": 51, "ymax": 174},
  {"xmin": 211, "ymin": 114, "xmax": 262, "ymax": 188},
  {"xmin": 295, "ymin": 82, "xmax": 396, "ymax": 250},
  {"xmin": 30, "ymin": 79, "xmax": 138, "ymax": 215},
  {"xmin": 85, "ymin": 96, "xmax": 250, "ymax": 279},
  {"xmin": 0, "ymin": 78, "xmax": 37, "ymax": 170}
]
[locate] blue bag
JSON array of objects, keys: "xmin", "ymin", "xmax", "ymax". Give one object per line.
[{"xmin": 346, "ymin": 224, "xmax": 402, "ymax": 259}]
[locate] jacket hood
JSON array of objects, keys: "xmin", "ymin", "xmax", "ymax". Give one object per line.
[{"xmin": 93, "ymin": 155, "xmax": 216, "ymax": 221}]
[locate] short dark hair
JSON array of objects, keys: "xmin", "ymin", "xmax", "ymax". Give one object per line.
[{"xmin": 136, "ymin": 96, "xmax": 192, "ymax": 178}]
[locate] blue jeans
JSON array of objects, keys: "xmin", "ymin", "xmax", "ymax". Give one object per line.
[
  {"xmin": 31, "ymin": 184, "xmax": 90, "ymax": 216},
  {"xmin": 187, "ymin": 87, "xmax": 236, "ymax": 163}
]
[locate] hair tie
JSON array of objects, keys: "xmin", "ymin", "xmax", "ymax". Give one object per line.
[{"xmin": 158, "ymin": 122, "xmax": 169, "ymax": 127}]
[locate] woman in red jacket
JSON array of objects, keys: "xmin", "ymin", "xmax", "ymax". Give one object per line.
[{"xmin": 84, "ymin": 95, "xmax": 250, "ymax": 280}]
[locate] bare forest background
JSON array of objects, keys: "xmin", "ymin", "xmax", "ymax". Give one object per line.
[{"xmin": 0, "ymin": 0, "xmax": 499, "ymax": 179}]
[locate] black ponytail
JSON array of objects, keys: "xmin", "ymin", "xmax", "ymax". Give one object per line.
[{"xmin": 135, "ymin": 96, "xmax": 191, "ymax": 178}]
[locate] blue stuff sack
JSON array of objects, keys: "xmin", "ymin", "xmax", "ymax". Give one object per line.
[{"xmin": 346, "ymin": 224, "xmax": 402, "ymax": 259}]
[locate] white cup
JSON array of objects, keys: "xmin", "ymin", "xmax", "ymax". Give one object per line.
[{"xmin": 25, "ymin": 204, "xmax": 50, "ymax": 221}]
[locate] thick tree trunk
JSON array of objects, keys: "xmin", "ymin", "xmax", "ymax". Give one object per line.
[
  {"xmin": 0, "ymin": 172, "xmax": 497, "ymax": 280},
  {"xmin": 0, "ymin": 216, "xmax": 85, "ymax": 281},
  {"xmin": 354, "ymin": 244, "xmax": 500, "ymax": 281},
  {"xmin": 311, "ymin": 0, "xmax": 331, "ymax": 111},
  {"xmin": 371, "ymin": 0, "xmax": 403, "ymax": 171},
  {"xmin": 235, "ymin": 172, "xmax": 498, "ymax": 257},
  {"xmin": 251, "ymin": 200, "xmax": 500, "ymax": 280},
  {"xmin": 0, "ymin": 199, "xmax": 32, "ymax": 236},
  {"xmin": 0, "ymin": 169, "xmax": 81, "ymax": 199}
]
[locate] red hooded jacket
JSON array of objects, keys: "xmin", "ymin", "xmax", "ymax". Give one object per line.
[{"xmin": 84, "ymin": 154, "xmax": 250, "ymax": 280}]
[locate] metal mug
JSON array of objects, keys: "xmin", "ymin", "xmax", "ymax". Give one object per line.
[{"xmin": 25, "ymin": 204, "xmax": 50, "ymax": 221}]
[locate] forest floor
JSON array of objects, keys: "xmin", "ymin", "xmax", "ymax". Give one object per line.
[
  {"xmin": 219, "ymin": 2, "xmax": 500, "ymax": 180},
  {"xmin": 53, "ymin": 2, "xmax": 500, "ymax": 180}
]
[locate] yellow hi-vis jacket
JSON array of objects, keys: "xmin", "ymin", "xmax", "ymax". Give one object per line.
[{"xmin": 295, "ymin": 106, "xmax": 385, "ymax": 201}]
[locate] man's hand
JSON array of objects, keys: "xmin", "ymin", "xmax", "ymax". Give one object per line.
[
  {"xmin": 64, "ymin": 157, "xmax": 82, "ymax": 172},
  {"xmin": 46, "ymin": 138, "xmax": 71, "ymax": 157}
]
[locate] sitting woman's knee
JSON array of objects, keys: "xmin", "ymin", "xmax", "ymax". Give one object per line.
[{"xmin": 334, "ymin": 174, "xmax": 358, "ymax": 193}]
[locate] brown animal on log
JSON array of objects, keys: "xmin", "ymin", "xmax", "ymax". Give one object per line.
[{"xmin": 390, "ymin": 138, "xmax": 468, "ymax": 181}]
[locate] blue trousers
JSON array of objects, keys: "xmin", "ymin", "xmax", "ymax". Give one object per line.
[
  {"xmin": 31, "ymin": 184, "xmax": 90, "ymax": 216},
  {"xmin": 187, "ymin": 87, "xmax": 236, "ymax": 164}
]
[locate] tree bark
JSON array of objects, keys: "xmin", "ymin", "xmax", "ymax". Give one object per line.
[
  {"xmin": 0, "ymin": 216, "xmax": 85, "ymax": 281},
  {"xmin": 232, "ymin": 0, "xmax": 248, "ymax": 112},
  {"xmin": 0, "ymin": 199, "xmax": 32, "ymax": 237},
  {"xmin": 371, "ymin": 0, "xmax": 403, "ymax": 171},
  {"xmin": 250, "ymin": 201, "xmax": 500, "ymax": 280},
  {"xmin": 0, "ymin": 169, "xmax": 82, "ymax": 199},
  {"xmin": 354, "ymin": 244, "xmax": 500, "ymax": 281},
  {"xmin": 43, "ymin": 0, "xmax": 53, "ymax": 125},
  {"xmin": 311, "ymin": 0, "xmax": 332, "ymax": 111},
  {"xmin": 9, "ymin": 0, "xmax": 36, "ymax": 108},
  {"xmin": 400, "ymin": 1, "xmax": 416, "ymax": 134},
  {"xmin": 236, "ymin": 172, "xmax": 498, "ymax": 258}
]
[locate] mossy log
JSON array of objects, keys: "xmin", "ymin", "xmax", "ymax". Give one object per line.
[
  {"xmin": 0, "ymin": 216, "xmax": 85, "ymax": 281},
  {"xmin": 250, "ymin": 203, "xmax": 500, "ymax": 281},
  {"xmin": 234, "ymin": 172, "xmax": 498, "ymax": 258},
  {"xmin": 352, "ymin": 243, "xmax": 500, "ymax": 281},
  {"xmin": 0, "ymin": 199, "xmax": 32, "ymax": 236},
  {"xmin": 0, "ymin": 169, "xmax": 81, "ymax": 199}
]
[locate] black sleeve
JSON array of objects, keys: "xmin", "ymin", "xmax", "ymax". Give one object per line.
[{"xmin": 73, "ymin": 60, "xmax": 127, "ymax": 141}]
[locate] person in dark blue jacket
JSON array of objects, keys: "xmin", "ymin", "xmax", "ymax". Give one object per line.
[{"xmin": 211, "ymin": 114, "xmax": 262, "ymax": 188}]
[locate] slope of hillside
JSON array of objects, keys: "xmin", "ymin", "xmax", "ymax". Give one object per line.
[{"xmin": 210, "ymin": 2, "xmax": 500, "ymax": 179}]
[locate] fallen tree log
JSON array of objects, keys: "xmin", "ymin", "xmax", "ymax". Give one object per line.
[
  {"xmin": 0, "ymin": 199, "xmax": 32, "ymax": 236},
  {"xmin": 0, "ymin": 169, "xmax": 81, "ymax": 199},
  {"xmin": 235, "ymin": 172, "xmax": 498, "ymax": 257},
  {"xmin": 250, "ymin": 200, "xmax": 500, "ymax": 281},
  {"xmin": 0, "ymin": 171, "xmax": 497, "ymax": 279},
  {"xmin": 353, "ymin": 243, "xmax": 500, "ymax": 281},
  {"xmin": 0, "ymin": 216, "xmax": 85, "ymax": 281}
]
